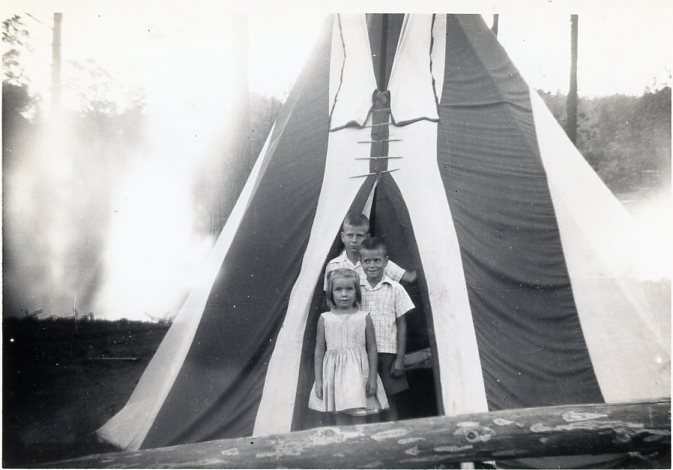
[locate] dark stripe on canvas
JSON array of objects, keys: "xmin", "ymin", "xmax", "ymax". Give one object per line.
[
  {"xmin": 436, "ymin": 14, "xmax": 603, "ymax": 410},
  {"xmin": 141, "ymin": 17, "xmax": 335, "ymax": 448}
]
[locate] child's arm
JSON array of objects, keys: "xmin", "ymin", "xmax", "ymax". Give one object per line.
[
  {"xmin": 365, "ymin": 314, "xmax": 378, "ymax": 396},
  {"xmin": 314, "ymin": 316, "xmax": 326, "ymax": 399},
  {"xmin": 391, "ymin": 314, "xmax": 407, "ymax": 377},
  {"xmin": 392, "ymin": 284, "xmax": 414, "ymax": 377},
  {"xmin": 400, "ymin": 269, "xmax": 417, "ymax": 284},
  {"xmin": 386, "ymin": 260, "xmax": 416, "ymax": 284}
]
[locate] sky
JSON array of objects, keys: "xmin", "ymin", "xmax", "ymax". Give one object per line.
[
  {"xmin": 2, "ymin": 0, "xmax": 672, "ymax": 319},
  {"xmin": 3, "ymin": 0, "xmax": 672, "ymax": 102}
]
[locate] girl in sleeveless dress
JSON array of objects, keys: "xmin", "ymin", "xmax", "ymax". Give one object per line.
[{"xmin": 308, "ymin": 268, "xmax": 388, "ymax": 424}]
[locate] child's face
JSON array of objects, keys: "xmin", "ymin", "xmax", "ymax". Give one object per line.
[
  {"xmin": 332, "ymin": 277, "xmax": 357, "ymax": 309},
  {"xmin": 340, "ymin": 222, "xmax": 369, "ymax": 258},
  {"xmin": 359, "ymin": 247, "xmax": 388, "ymax": 283}
]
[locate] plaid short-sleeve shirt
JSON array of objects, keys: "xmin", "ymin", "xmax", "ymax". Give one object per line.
[
  {"xmin": 323, "ymin": 251, "xmax": 405, "ymax": 291},
  {"xmin": 360, "ymin": 275, "xmax": 414, "ymax": 354}
]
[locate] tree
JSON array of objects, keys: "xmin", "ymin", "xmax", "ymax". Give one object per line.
[
  {"xmin": 2, "ymin": 15, "xmax": 30, "ymax": 85},
  {"xmin": 3, "ymin": 13, "xmax": 148, "ymax": 317},
  {"xmin": 2, "ymin": 14, "xmax": 40, "ymax": 121},
  {"xmin": 540, "ymin": 87, "xmax": 671, "ymax": 195}
]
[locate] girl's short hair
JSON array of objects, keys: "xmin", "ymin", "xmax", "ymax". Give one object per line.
[{"xmin": 325, "ymin": 268, "xmax": 362, "ymax": 309}]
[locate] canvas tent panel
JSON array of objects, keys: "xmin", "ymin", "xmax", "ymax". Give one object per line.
[
  {"xmin": 98, "ymin": 13, "xmax": 670, "ymax": 458},
  {"xmin": 329, "ymin": 15, "xmax": 378, "ymax": 130},
  {"xmin": 384, "ymin": 15, "xmax": 488, "ymax": 415},
  {"xmin": 530, "ymin": 91, "xmax": 671, "ymax": 401},
  {"xmin": 379, "ymin": 14, "xmax": 484, "ymax": 412},
  {"xmin": 95, "ymin": 117, "xmax": 280, "ymax": 451},
  {"xmin": 140, "ymin": 21, "xmax": 335, "ymax": 448},
  {"xmin": 253, "ymin": 15, "xmax": 395, "ymax": 436},
  {"xmin": 437, "ymin": 15, "xmax": 603, "ymax": 409},
  {"xmin": 253, "ymin": 126, "xmax": 383, "ymax": 435},
  {"xmin": 290, "ymin": 179, "xmax": 380, "ymax": 432},
  {"xmin": 387, "ymin": 15, "xmax": 439, "ymax": 124},
  {"xmin": 430, "ymin": 14, "xmax": 447, "ymax": 100},
  {"xmin": 365, "ymin": 13, "xmax": 404, "ymax": 92},
  {"xmin": 389, "ymin": 120, "xmax": 489, "ymax": 415}
]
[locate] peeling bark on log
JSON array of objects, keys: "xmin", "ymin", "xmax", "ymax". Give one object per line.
[{"xmin": 49, "ymin": 399, "xmax": 670, "ymax": 468}]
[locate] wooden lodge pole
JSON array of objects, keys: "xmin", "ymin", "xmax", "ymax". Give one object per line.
[{"xmin": 50, "ymin": 399, "xmax": 670, "ymax": 468}]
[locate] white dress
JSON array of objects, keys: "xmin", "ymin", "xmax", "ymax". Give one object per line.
[{"xmin": 308, "ymin": 310, "xmax": 388, "ymax": 415}]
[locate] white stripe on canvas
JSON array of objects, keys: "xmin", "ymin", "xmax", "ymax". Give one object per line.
[
  {"xmin": 97, "ymin": 122, "xmax": 278, "ymax": 450},
  {"xmin": 387, "ymin": 14, "xmax": 489, "ymax": 416},
  {"xmin": 531, "ymin": 90, "xmax": 670, "ymax": 401},
  {"xmin": 253, "ymin": 15, "xmax": 377, "ymax": 436}
]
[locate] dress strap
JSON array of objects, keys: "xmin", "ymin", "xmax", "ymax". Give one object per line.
[{"xmin": 357, "ymin": 310, "xmax": 371, "ymax": 320}]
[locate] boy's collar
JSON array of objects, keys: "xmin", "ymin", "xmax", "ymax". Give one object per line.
[
  {"xmin": 345, "ymin": 250, "xmax": 359, "ymax": 264},
  {"xmin": 339, "ymin": 250, "xmax": 360, "ymax": 265},
  {"xmin": 362, "ymin": 273, "xmax": 392, "ymax": 288}
]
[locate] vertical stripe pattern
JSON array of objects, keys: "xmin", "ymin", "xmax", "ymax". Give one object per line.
[
  {"xmin": 436, "ymin": 15, "xmax": 603, "ymax": 409},
  {"xmin": 99, "ymin": 14, "xmax": 669, "ymax": 454}
]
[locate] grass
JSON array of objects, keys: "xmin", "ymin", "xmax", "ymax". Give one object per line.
[
  {"xmin": 3, "ymin": 311, "xmax": 669, "ymax": 468},
  {"xmin": 2, "ymin": 318, "xmax": 168, "ymax": 467}
]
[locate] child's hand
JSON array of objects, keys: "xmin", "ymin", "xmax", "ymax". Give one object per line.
[
  {"xmin": 315, "ymin": 381, "xmax": 323, "ymax": 399},
  {"xmin": 391, "ymin": 357, "xmax": 405, "ymax": 378},
  {"xmin": 366, "ymin": 377, "xmax": 377, "ymax": 396}
]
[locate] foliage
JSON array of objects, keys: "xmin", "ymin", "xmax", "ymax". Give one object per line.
[
  {"xmin": 2, "ymin": 15, "xmax": 30, "ymax": 86},
  {"xmin": 2, "ymin": 15, "xmax": 41, "ymax": 120},
  {"xmin": 67, "ymin": 58, "xmax": 146, "ymax": 120},
  {"xmin": 2, "ymin": 80, "xmax": 31, "ymax": 114},
  {"xmin": 538, "ymin": 87, "xmax": 671, "ymax": 195},
  {"xmin": 2, "ymin": 14, "xmax": 148, "ymax": 317}
]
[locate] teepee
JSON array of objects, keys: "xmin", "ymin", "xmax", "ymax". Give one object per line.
[{"xmin": 98, "ymin": 13, "xmax": 670, "ymax": 453}]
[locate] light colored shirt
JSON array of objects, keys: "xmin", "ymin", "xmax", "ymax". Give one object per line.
[
  {"xmin": 324, "ymin": 250, "xmax": 405, "ymax": 291},
  {"xmin": 360, "ymin": 275, "xmax": 414, "ymax": 354}
]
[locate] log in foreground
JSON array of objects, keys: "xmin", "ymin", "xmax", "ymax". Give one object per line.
[{"xmin": 50, "ymin": 399, "xmax": 670, "ymax": 468}]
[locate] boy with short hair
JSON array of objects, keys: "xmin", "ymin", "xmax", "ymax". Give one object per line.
[
  {"xmin": 323, "ymin": 212, "xmax": 416, "ymax": 291},
  {"xmin": 359, "ymin": 237, "xmax": 414, "ymax": 421}
]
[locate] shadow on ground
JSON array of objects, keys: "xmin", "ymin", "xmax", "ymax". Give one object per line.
[{"xmin": 3, "ymin": 318, "xmax": 168, "ymax": 467}]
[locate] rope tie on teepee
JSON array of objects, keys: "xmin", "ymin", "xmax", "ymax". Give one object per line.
[{"xmin": 350, "ymin": 90, "xmax": 402, "ymax": 181}]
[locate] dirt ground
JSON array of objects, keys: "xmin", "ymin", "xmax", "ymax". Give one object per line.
[{"xmin": 2, "ymin": 318, "xmax": 168, "ymax": 467}]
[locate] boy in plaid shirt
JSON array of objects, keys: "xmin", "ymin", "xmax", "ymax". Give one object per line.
[{"xmin": 359, "ymin": 237, "xmax": 415, "ymax": 421}]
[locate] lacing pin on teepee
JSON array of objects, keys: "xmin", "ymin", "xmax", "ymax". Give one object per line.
[
  {"xmin": 349, "ymin": 140, "xmax": 403, "ymax": 180},
  {"xmin": 350, "ymin": 91, "xmax": 401, "ymax": 180},
  {"xmin": 348, "ymin": 167, "xmax": 400, "ymax": 180}
]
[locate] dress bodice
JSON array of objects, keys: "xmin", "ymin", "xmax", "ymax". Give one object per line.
[{"xmin": 322, "ymin": 310, "xmax": 368, "ymax": 351}]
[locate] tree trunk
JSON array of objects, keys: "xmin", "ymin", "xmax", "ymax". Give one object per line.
[
  {"xmin": 51, "ymin": 13, "xmax": 62, "ymax": 114},
  {"xmin": 566, "ymin": 14, "xmax": 579, "ymax": 144}
]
